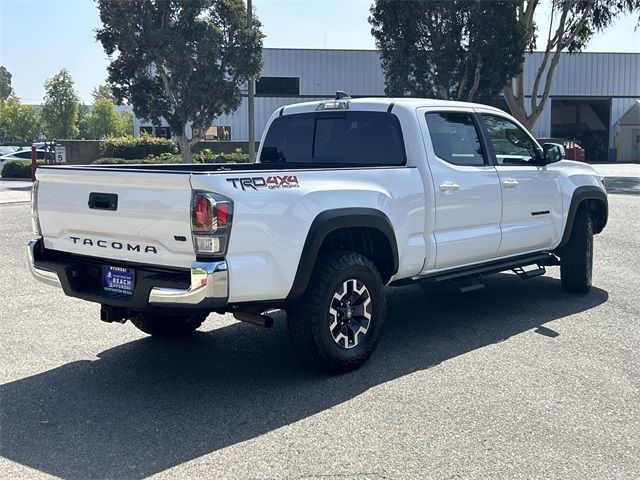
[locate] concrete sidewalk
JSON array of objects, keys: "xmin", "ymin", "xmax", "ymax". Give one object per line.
[
  {"xmin": 592, "ymin": 163, "xmax": 640, "ymax": 178},
  {"xmin": 0, "ymin": 180, "xmax": 32, "ymax": 204}
]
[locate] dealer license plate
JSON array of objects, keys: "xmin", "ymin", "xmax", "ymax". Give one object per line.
[{"xmin": 102, "ymin": 266, "xmax": 135, "ymax": 296}]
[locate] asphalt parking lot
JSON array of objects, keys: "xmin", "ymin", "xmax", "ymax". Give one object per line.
[{"xmin": 1, "ymin": 166, "xmax": 639, "ymax": 479}]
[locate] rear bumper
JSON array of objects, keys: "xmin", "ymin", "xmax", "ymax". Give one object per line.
[
  {"xmin": 147, "ymin": 261, "xmax": 228, "ymax": 306},
  {"xmin": 27, "ymin": 239, "xmax": 228, "ymax": 310},
  {"xmin": 27, "ymin": 240, "xmax": 63, "ymax": 288}
]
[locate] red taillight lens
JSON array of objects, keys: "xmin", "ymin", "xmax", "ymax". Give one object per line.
[
  {"xmin": 192, "ymin": 193, "xmax": 213, "ymax": 232},
  {"xmin": 192, "ymin": 192, "xmax": 233, "ymax": 256},
  {"xmin": 216, "ymin": 202, "xmax": 230, "ymax": 227}
]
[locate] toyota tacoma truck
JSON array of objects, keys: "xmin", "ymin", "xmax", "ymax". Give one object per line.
[{"xmin": 28, "ymin": 96, "xmax": 608, "ymax": 372}]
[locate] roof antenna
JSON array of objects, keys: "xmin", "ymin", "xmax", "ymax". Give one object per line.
[{"xmin": 335, "ymin": 91, "xmax": 351, "ymax": 100}]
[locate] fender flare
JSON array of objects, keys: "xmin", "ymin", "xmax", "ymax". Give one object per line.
[
  {"xmin": 286, "ymin": 208, "xmax": 399, "ymax": 300},
  {"xmin": 556, "ymin": 185, "xmax": 608, "ymax": 250}
]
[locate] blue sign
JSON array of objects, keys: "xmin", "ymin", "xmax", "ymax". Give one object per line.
[{"xmin": 103, "ymin": 266, "xmax": 135, "ymax": 296}]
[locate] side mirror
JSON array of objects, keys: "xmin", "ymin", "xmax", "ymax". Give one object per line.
[{"xmin": 542, "ymin": 143, "xmax": 565, "ymax": 164}]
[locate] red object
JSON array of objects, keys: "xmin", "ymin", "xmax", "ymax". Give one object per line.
[
  {"xmin": 31, "ymin": 145, "xmax": 37, "ymax": 181},
  {"xmin": 216, "ymin": 202, "xmax": 230, "ymax": 226},
  {"xmin": 192, "ymin": 193, "xmax": 213, "ymax": 232},
  {"xmin": 564, "ymin": 141, "xmax": 585, "ymax": 162}
]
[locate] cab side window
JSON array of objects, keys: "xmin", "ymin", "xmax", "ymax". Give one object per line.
[
  {"xmin": 482, "ymin": 115, "xmax": 538, "ymax": 166},
  {"xmin": 425, "ymin": 112, "xmax": 486, "ymax": 166}
]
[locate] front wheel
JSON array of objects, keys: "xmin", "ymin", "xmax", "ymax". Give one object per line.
[
  {"xmin": 129, "ymin": 312, "xmax": 207, "ymax": 338},
  {"xmin": 560, "ymin": 209, "xmax": 593, "ymax": 294},
  {"xmin": 286, "ymin": 251, "xmax": 385, "ymax": 373}
]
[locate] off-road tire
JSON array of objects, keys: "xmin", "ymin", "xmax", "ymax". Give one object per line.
[
  {"xmin": 560, "ymin": 209, "xmax": 593, "ymax": 294},
  {"xmin": 129, "ymin": 312, "xmax": 207, "ymax": 338},
  {"xmin": 286, "ymin": 250, "xmax": 385, "ymax": 373}
]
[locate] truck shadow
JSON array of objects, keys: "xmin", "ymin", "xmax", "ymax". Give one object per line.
[{"xmin": 1, "ymin": 274, "xmax": 608, "ymax": 479}]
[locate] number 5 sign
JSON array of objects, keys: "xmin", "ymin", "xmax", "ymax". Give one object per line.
[{"xmin": 55, "ymin": 145, "xmax": 66, "ymax": 163}]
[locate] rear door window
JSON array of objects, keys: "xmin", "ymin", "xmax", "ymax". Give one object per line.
[
  {"xmin": 260, "ymin": 111, "xmax": 406, "ymax": 165},
  {"xmin": 425, "ymin": 112, "xmax": 486, "ymax": 166}
]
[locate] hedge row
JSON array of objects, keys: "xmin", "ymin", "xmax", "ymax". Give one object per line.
[
  {"xmin": 100, "ymin": 135, "xmax": 178, "ymax": 159},
  {"xmin": 94, "ymin": 148, "xmax": 251, "ymax": 165},
  {"xmin": 93, "ymin": 157, "xmax": 177, "ymax": 165},
  {"xmin": 1, "ymin": 160, "xmax": 44, "ymax": 178}
]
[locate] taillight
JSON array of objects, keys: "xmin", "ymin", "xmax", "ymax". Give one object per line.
[
  {"xmin": 216, "ymin": 202, "xmax": 231, "ymax": 226},
  {"xmin": 191, "ymin": 192, "xmax": 233, "ymax": 256},
  {"xmin": 192, "ymin": 193, "xmax": 214, "ymax": 233}
]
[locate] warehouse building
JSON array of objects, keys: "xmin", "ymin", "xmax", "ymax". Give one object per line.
[{"xmin": 134, "ymin": 49, "xmax": 639, "ymax": 162}]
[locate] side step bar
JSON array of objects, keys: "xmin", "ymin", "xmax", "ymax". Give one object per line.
[
  {"xmin": 452, "ymin": 274, "xmax": 485, "ymax": 293},
  {"xmin": 411, "ymin": 252, "xmax": 559, "ymax": 293},
  {"xmin": 512, "ymin": 264, "xmax": 546, "ymax": 280}
]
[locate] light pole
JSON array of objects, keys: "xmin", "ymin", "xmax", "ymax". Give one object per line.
[{"xmin": 247, "ymin": 0, "xmax": 256, "ymax": 162}]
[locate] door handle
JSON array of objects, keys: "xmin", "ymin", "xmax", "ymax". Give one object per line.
[
  {"xmin": 502, "ymin": 179, "xmax": 519, "ymax": 189},
  {"xmin": 439, "ymin": 182, "xmax": 460, "ymax": 193}
]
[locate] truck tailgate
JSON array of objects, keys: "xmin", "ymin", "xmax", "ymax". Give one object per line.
[{"xmin": 37, "ymin": 167, "xmax": 195, "ymax": 269}]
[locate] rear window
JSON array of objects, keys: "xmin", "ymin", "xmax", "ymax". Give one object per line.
[{"xmin": 260, "ymin": 111, "xmax": 405, "ymax": 165}]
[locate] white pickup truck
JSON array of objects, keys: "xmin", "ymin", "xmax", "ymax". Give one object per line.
[{"xmin": 28, "ymin": 96, "xmax": 608, "ymax": 372}]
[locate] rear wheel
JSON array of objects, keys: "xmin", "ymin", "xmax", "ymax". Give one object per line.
[
  {"xmin": 560, "ymin": 209, "xmax": 593, "ymax": 294},
  {"xmin": 129, "ymin": 312, "xmax": 207, "ymax": 338},
  {"xmin": 286, "ymin": 251, "xmax": 385, "ymax": 373}
]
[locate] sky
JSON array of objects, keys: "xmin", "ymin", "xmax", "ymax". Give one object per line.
[{"xmin": 1, "ymin": 0, "xmax": 638, "ymax": 104}]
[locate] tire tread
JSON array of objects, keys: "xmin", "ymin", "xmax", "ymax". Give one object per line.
[
  {"xmin": 287, "ymin": 250, "xmax": 385, "ymax": 373},
  {"xmin": 561, "ymin": 208, "xmax": 593, "ymax": 294}
]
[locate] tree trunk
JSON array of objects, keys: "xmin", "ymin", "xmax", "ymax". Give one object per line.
[
  {"xmin": 503, "ymin": 84, "xmax": 531, "ymax": 129},
  {"xmin": 177, "ymin": 135, "xmax": 193, "ymax": 164}
]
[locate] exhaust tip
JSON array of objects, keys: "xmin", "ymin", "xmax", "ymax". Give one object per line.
[{"xmin": 233, "ymin": 312, "xmax": 274, "ymax": 328}]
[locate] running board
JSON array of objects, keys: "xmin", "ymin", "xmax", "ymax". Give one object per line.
[{"xmin": 409, "ymin": 252, "xmax": 559, "ymax": 289}]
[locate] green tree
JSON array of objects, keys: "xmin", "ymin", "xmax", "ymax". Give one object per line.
[
  {"xmin": 0, "ymin": 98, "xmax": 41, "ymax": 143},
  {"xmin": 77, "ymin": 103, "xmax": 91, "ymax": 139},
  {"xmin": 370, "ymin": 0, "xmax": 524, "ymax": 101},
  {"xmin": 87, "ymin": 98, "xmax": 132, "ymax": 138},
  {"xmin": 505, "ymin": 0, "xmax": 640, "ymax": 129},
  {"xmin": 116, "ymin": 109, "xmax": 133, "ymax": 136},
  {"xmin": 41, "ymin": 69, "xmax": 79, "ymax": 139},
  {"xmin": 96, "ymin": 0, "xmax": 264, "ymax": 163},
  {"xmin": 91, "ymin": 83, "xmax": 117, "ymax": 103},
  {"xmin": 0, "ymin": 66, "xmax": 13, "ymax": 101}
]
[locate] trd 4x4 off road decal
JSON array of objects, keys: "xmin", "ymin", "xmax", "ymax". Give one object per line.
[{"xmin": 227, "ymin": 176, "xmax": 300, "ymax": 191}]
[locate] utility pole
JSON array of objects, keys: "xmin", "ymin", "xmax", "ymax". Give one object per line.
[{"xmin": 247, "ymin": 0, "xmax": 256, "ymax": 162}]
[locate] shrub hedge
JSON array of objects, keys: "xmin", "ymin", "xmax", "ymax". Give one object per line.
[
  {"xmin": 93, "ymin": 157, "xmax": 177, "ymax": 165},
  {"xmin": 94, "ymin": 148, "xmax": 252, "ymax": 165},
  {"xmin": 192, "ymin": 148, "xmax": 250, "ymax": 163},
  {"xmin": 100, "ymin": 134, "xmax": 178, "ymax": 160},
  {"xmin": 154, "ymin": 148, "xmax": 251, "ymax": 164},
  {"xmin": 1, "ymin": 160, "xmax": 44, "ymax": 178}
]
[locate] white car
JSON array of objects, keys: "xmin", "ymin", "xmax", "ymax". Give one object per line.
[
  {"xmin": 28, "ymin": 96, "xmax": 608, "ymax": 372},
  {"xmin": 0, "ymin": 145, "xmax": 20, "ymax": 156},
  {"xmin": 0, "ymin": 149, "xmax": 49, "ymax": 175},
  {"xmin": 0, "ymin": 149, "xmax": 49, "ymax": 161}
]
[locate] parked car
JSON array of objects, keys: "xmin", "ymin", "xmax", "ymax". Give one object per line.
[
  {"xmin": 1, "ymin": 149, "xmax": 49, "ymax": 161},
  {"xmin": 28, "ymin": 96, "xmax": 608, "ymax": 372},
  {"xmin": 0, "ymin": 146, "xmax": 20, "ymax": 156},
  {"xmin": 0, "ymin": 149, "xmax": 50, "ymax": 175}
]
